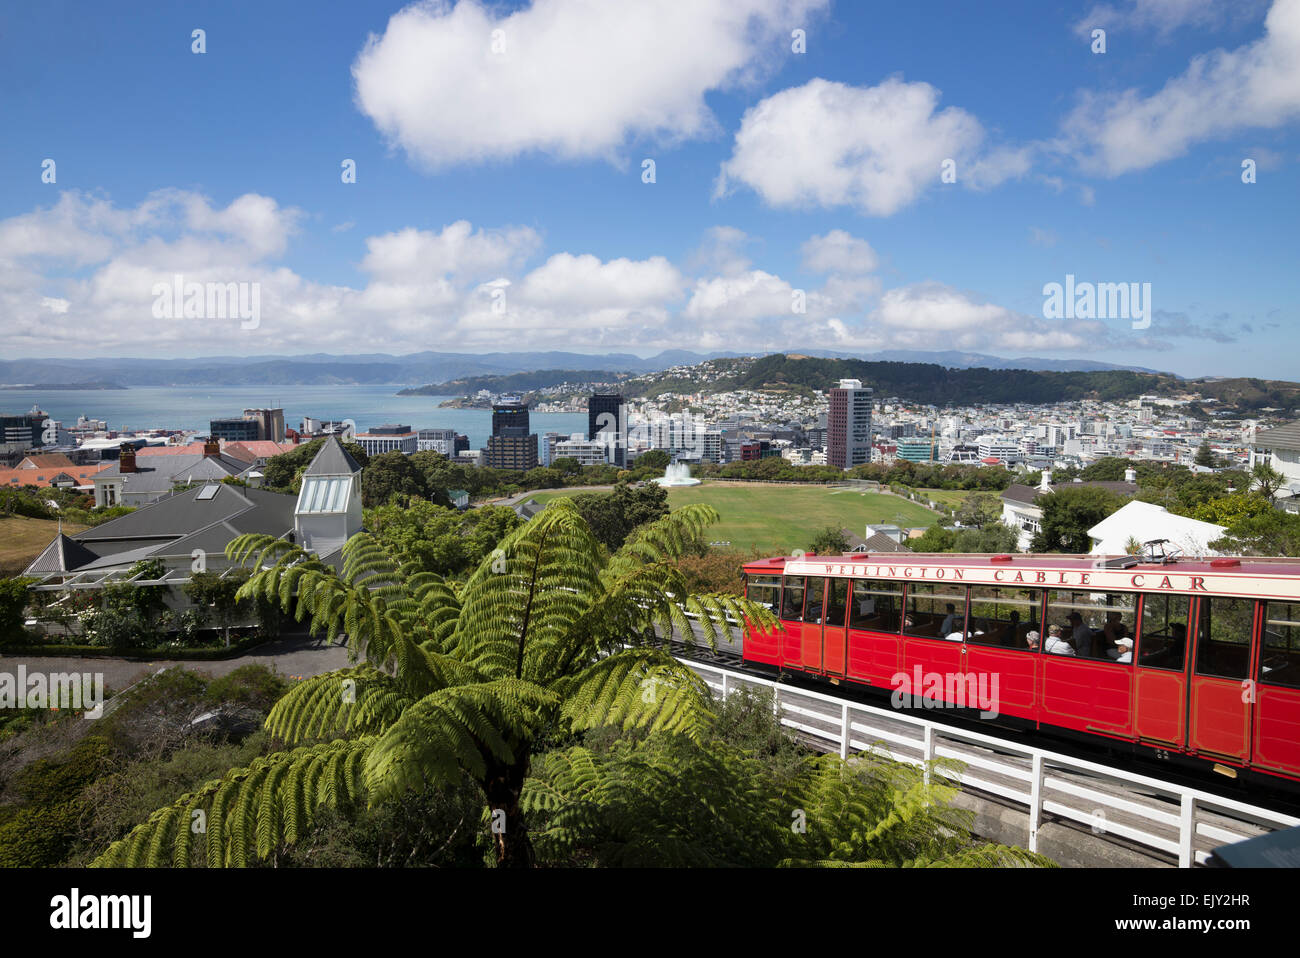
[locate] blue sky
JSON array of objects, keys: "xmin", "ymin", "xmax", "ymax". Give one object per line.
[{"xmin": 0, "ymin": 0, "xmax": 1296, "ymax": 378}]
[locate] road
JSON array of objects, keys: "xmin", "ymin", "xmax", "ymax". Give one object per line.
[{"xmin": 0, "ymin": 633, "xmax": 353, "ymax": 693}]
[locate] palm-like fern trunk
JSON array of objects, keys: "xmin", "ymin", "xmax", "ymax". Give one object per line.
[{"xmin": 484, "ymin": 757, "xmax": 535, "ymax": 867}]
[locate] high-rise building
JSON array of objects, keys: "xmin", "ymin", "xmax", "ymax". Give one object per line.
[
  {"xmin": 588, "ymin": 393, "xmax": 627, "ymax": 467},
  {"xmin": 492, "ymin": 399, "xmax": 530, "ymax": 438},
  {"xmin": 356, "ymin": 424, "xmax": 417, "ymax": 456},
  {"xmin": 243, "ymin": 408, "xmax": 286, "ymax": 442},
  {"xmin": 210, "ymin": 417, "xmax": 260, "ymax": 442},
  {"xmin": 417, "ymin": 428, "xmax": 459, "ymax": 455},
  {"xmin": 827, "ymin": 379, "xmax": 873, "ymax": 470},
  {"xmin": 487, "ymin": 399, "xmax": 537, "ymax": 470}
]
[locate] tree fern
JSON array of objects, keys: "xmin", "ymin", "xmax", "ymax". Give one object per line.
[{"xmin": 95, "ymin": 498, "xmax": 770, "ymax": 867}]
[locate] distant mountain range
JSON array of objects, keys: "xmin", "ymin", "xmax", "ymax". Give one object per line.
[{"xmin": 0, "ymin": 349, "xmax": 1169, "ymax": 388}]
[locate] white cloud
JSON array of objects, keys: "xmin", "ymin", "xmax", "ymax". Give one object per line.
[
  {"xmin": 688, "ymin": 226, "xmax": 755, "ymax": 276},
  {"xmin": 517, "ymin": 253, "xmax": 683, "ymax": 309},
  {"xmin": 360, "ymin": 220, "xmax": 541, "ymax": 283},
  {"xmin": 868, "ymin": 283, "xmax": 1106, "ymax": 351},
  {"xmin": 684, "ymin": 270, "xmax": 806, "ymax": 323},
  {"xmin": 801, "ymin": 229, "xmax": 878, "ymax": 274},
  {"xmin": 1064, "ymin": 0, "xmax": 1300, "ymax": 176},
  {"xmin": 1074, "ymin": 0, "xmax": 1235, "ymax": 38},
  {"xmin": 1029, "ymin": 227, "xmax": 1058, "ymax": 247},
  {"xmin": 717, "ymin": 77, "xmax": 1022, "ymax": 216},
  {"xmin": 352, "ymin": 0, "xmax": 827, "ymax": 169}
]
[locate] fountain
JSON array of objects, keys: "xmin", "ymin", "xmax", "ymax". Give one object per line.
[{"xmin": 653, "ymin": 461, "xmax": 701, "ymax": 487}]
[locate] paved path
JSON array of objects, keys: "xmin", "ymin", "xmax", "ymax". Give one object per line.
[
  {"xmin": 491, "ymin": 485, "xmax": 615, "ymax": 507},
  {"xmin": 0, "ymin": 633, "xmax": 353, "ymax": 693}
]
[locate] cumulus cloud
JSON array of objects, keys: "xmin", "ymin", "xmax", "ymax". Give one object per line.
[
  {"xmin": 1063, "ymin": 0, "xmax": 1300, "ymax": 176},
  {"xmin": 867, "ymin": 283, "xmax": 1107, "ymax": 352},
  {"xmin": 801, "ymin": 229, "xmax": 878, "ymax": 274},
  {"xmin": 2, "ymin": 191, "xmax": 1153, "ymax": 359},
  {"xmin": 688, "ymin": 226, "xmax": 755, "ymax": 276},
  {"xmin": 716, "ymin": 77, "xmax": 1026, "ymax": 216},
  {"xmin": 360, "ymin": 220, "xmax": 541, "ymax": 283},
  {"xmin": 352, "ymin": 0, "xmax": 827, "ymax": 169},
  {"xmin": 1073, "ymin": 0, "xmax": 1231, "ymax": 38}
]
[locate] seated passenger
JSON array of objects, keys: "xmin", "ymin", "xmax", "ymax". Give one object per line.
[
  {"xmin": 1025, "ymin": 630, "xmax": 1041, "ymax": 651},
  {"xmin": 1067, "ymin": 612, "xmax": 1094, "ymax": 658},
  {"xmin": 939, "ymin": 603, "xmax": 959, "ymax": 636},
  {"xmin": 1114, "ymin": 637, "xmax": 1133, "ymax": 664},
  {"xmin": 1103, "ymin": 619, "xmax": 1130, "ymax": 659},
  {"xmin": 1102, "ymin": 611, "xmax": 1126, "ymax": 645},
  {"xmin": 1044, "ymin": 625, "xmax": 1076, "ymax": 656}
]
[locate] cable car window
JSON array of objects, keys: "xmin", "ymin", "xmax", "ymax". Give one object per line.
[
  {"xmin": 1194, "ymin": 597, "xmax": 1254, "ymax": 680},
  {"xmin": 802, "ymin": 577, "xmax": 826, "ymax": 624},
  {"xmin": 745, "ymin": 574, "xmax": 782, "ymax": 614},
  {"xmin": 824, "ymin": 577, "xmax": 849, "ymax": 629},
  {"xmin": 968, "ymin": 586, "xmax": 1043, "ymax": 650},
  {"xmin": 848, "ymin": 579, "xmax": 903, "ymax": 633},
  {"xmin": 780, "ymin": 576, "xmax": 805, "ymax": 621},
  {"xmin": 903, "ymin": 583, "xmax": 967, "ymax": 641},
  {"xmin": 1138, "ymin": 593, "xmax": 1190, "ymax": 672},
  {"xmin": 1047, "ymin": 589, "xmax": 1137, "ymax": 662},
  {"xmin": 1259, "ymin": 601, "xmax": 1300, "ymax": 690}
]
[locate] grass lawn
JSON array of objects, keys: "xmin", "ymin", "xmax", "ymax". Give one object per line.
[
  {"xmin": 0, "ymin": 515, "xmax": 89, "ymax": 576},
  {"xmin": 525, "ymin": 482, "xmax": 939, "ymax": 555},
  {"xmin": 914, "ymin": 488, "xmax": 975, "ymax": 510}
]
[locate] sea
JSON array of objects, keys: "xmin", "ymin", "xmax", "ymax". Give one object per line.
[{"xmin": 0, "ymin": 385, "xmax": 589, "ymax": 449}]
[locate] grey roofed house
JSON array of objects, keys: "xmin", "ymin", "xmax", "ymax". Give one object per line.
[
  {"xmin": 26, "ymin": 437, "xmax": 363, "ymax": 589},
  {"xmin": 1253, "ymin": 421, "xmax": 1300, "ymax": 450},
  {"xmin": 24, "ymin": 482, "xmax": 299, "ymax": 580},
  {"xmin": 840, "ymin": 527, "xmax": 912, "ymax": 554},
  {"xmin": 92, "ymin": 448, "xmax": 255, "ymax": 508},
  {"xmin": 1000, "ymin": 479, "xmax": 1138, "ymax": 505},
  {"xmin": 303, "ymin": 436, "xmax": 362, "ymax": 476},
  {"xmin": 513, "ymin": 498, "xmax": 546, "ymax": 520}
]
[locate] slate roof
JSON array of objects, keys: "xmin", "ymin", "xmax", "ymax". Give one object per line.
[
  {"xmin": 1001, "ymin": 481, "xmax": 1138, "ymax": 505},
  {"xmin": 862, "ymin": 531, "xmax": 913, "ymax": 553},
  {"xmin": 1254, "ymin": 421, "xmax": 1300, "ymax": 451},
  {"xmin": 25, "ymin": 483, "xmax": 298, "ymax": 576},
  {"xmin": 96, "ymin": 452, "xmax": 251, "ymax": 484},
  {"xmin": 26, "ymin": 533, "xmax": 102, "ymax": 574},
  {"xmin": 303, "ymin": 436, "xmax": 361, "ymax": 476}
]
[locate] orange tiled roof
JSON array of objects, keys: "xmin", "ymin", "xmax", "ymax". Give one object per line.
[
  {"xmin": 223, "ymin": 440, "xmax": 297, "ymax": 460},
  {"xmin": 18, "ymin": 453, "xmax": 76, "ymax": 469},
  {"xmin": 0, "ymin": 463, "xmax": 111, "ymax": 487}
]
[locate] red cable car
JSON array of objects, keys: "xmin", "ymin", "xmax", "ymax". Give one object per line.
[{"xmin": 741, "ymin": 552, "xmax": 1300, "ymax": 787}]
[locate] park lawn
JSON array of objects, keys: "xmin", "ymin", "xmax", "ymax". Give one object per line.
[
  {"xmin": 0, "ymin": 515, "xmax": 89, "ymax": 576},
  {"xmin": 915, "ymin": 488, "xmax": 975, "ymax": 509},
  {"xmin": 524, "ymin": 482, "xmax": 939, "ymax": 555}
]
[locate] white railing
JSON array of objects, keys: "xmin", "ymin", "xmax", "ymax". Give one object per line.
[{"xmin": 684, "ymin": 658, "xmax": 1300, "ymax": 867}]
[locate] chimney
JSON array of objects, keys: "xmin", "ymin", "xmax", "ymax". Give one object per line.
[
  {"xmin": 1124, "ymin": 467, "xmax": 1137, "ymax": 483},
  {"xmin": 119, "ymin": 446, "xmax": 137, "ymax": 474},
  {"xmin": 204, "ymin": 439, "xmax": 220, "ymax": 457}
]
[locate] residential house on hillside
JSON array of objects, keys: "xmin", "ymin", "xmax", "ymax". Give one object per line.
[
  {"xmin": 1001, "ymin": 470, "xmax": 1139, "ymax": 551},
  {"xmin": 92, "ymin": 440, "xmax": 258, "ymax": 508},
  {"xmin": 840, "ymin": 526, "xmax": 913, "ymax": 554},
  {"xmin": 24, "ymin": 437, "xmax": 365, "ymax": 624},
  {"xmin": 0, "ymin": 462, "xmax": 111, "ymax": 490},
  {"xmin": 1087, "ymin": 500, "xmax": 1226, "ymax": 557},
  {"xmin": 1251, "ymin": 420, "xmax": 1300, "ymax": 513}
]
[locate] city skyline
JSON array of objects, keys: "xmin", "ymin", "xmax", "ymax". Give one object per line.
[{"xmin": 1, "ymin": 1, "xmax": 1297, "ymax": 377}]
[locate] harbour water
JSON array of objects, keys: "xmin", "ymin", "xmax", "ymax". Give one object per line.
[{"xmin": 0, "ymin": 385, "xmax": 588, "ymax": 449}]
